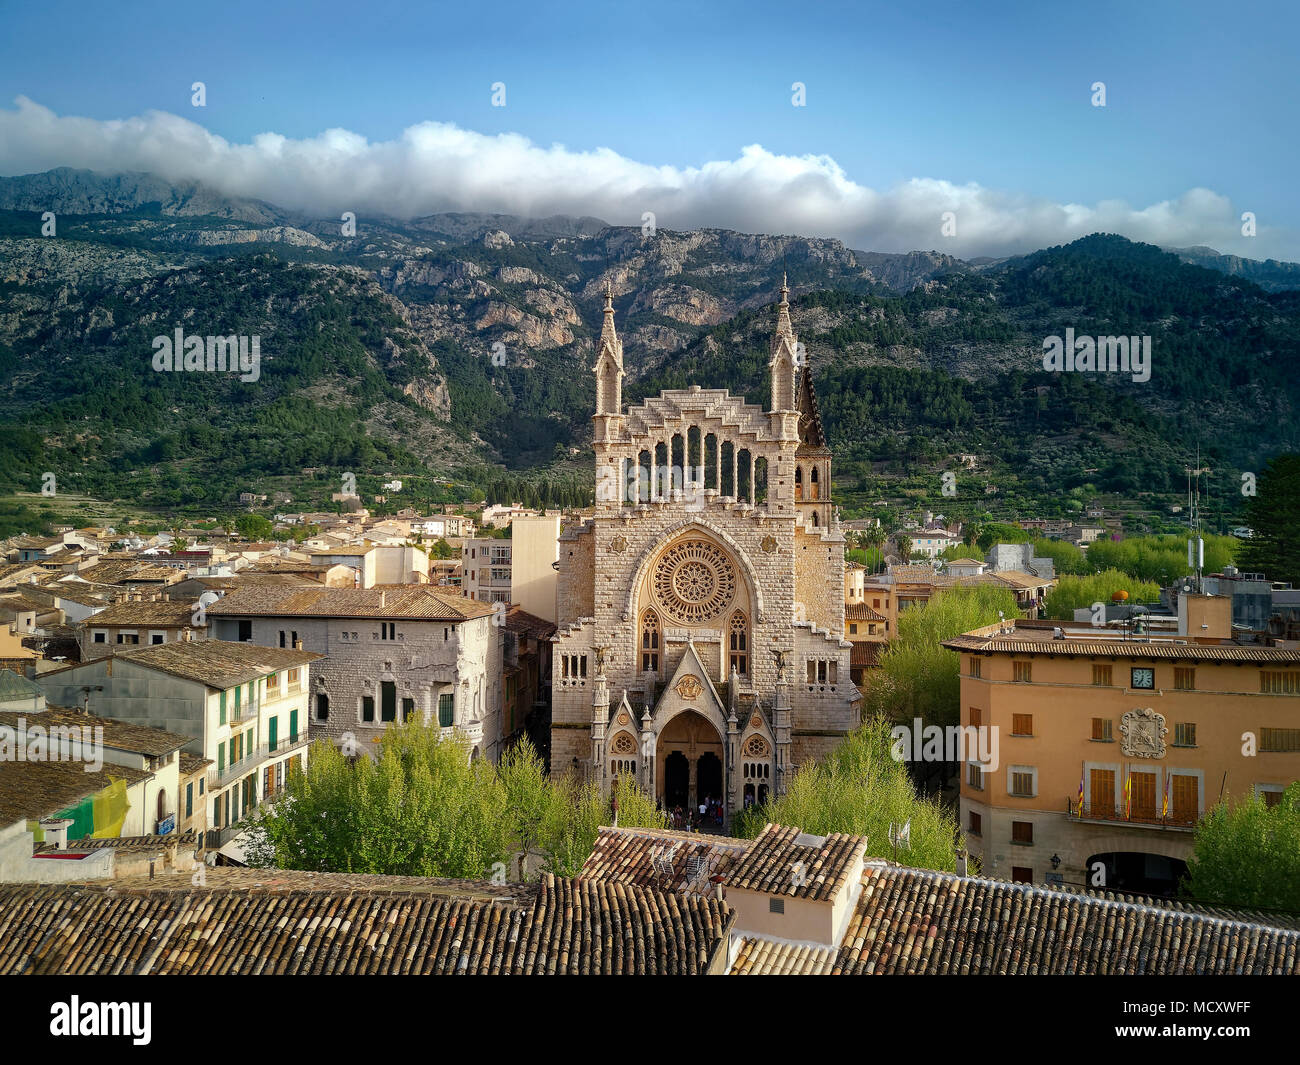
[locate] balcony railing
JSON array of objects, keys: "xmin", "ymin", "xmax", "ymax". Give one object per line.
[
  {"xmin": 210, "ymin": 729, "xmax": 309, "ymax": 787},
  {"xmin": 1065, "ymin": 798, "xmax": 1197, "ymax": 831}
]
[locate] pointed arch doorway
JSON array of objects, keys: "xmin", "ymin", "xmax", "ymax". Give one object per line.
[{"xmin": 655, "ymin": 710, "xmax": 724, "ymax": 811}]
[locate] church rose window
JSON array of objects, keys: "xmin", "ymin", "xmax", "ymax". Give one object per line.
[{"xmin": 652, "ymin": 539, "xmax": 737, "ymax": 624}]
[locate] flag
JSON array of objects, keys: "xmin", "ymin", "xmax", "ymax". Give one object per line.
[
  {"xmin": 1124, "ymin": 770, "xmax": 1132, "ymax": 820},
  {"xmin": 1077, "ymin": 769, "xmax": 1085, "ymax": 817},
  {"xmin": 1162, "ymin": 774, "xmax": 1170, "ymax": 819}
]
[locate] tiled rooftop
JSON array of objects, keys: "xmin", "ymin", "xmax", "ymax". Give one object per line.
[
  {"xmin": 111, "ymin": 640, "xmax": 321, "ymax": 689},
  {"xmin": 0, "ymin": 759, "xmax": 152, "ymax": 824},
  {"xmin": 943, "ymin": 626, "xmax": 1300, "ymax": 663},
  {"xmin": 208, "ymin": 584, "xmax": 495, "ymax": 621},
  {"xmin": 0, "ymin": 706, "xmax": 193, "ymax": 756},
  {"xmin": 579, "ymin": 826, "xmax": 748, "ymax": 896},
  {"xmin": 730, "ymin": 936, "xmax": 838, "ymax": 975},
  {"xmin": 80, "ymin": 598, "xmax": 198, "ymax": 627},
  {"xmin": 725, "ymin": 823, "xmax": 867, "ymax": 902},
  {"xmin": 0, "ymin": 870, "xmax": 731, "ymax": 975},
  {"xmin": 832, "ymin": 865, "xmax": 1300, "ymax": 975}
]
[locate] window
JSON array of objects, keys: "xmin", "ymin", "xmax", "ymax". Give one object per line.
[
  {"xmin": 402, "ymin": 697, "xmax": 415, "ymax": 723},
  {"xmin": 1013, "ymin": 661, "xmax": 1032, "ymax": 683},
  {"xmin": 1174, "ymin": 667, "xmax": 1195, "ymax": 690},
  {"xmin": 362, "ymin": 696, "xmax": 375, "ymax": 722},
  {"xmin": 769, "ymin": 898, "xmax": 785, "ymax": 914},
  {"xmin": 279, "ymin": 630, "xmax": 286, "ymax": 648},
  {"xmin": 217, "ymin": 745, "xmax": 225, "ymax": 774},
  {"xmin": 1260, "ymin": 728, "xmax": 1300, "ymax": 752},
  {"xmin": 316, "ymin": 693, "xmax": 329, "ymax": 721},
  {"xmin": 186, "ymin": 782, "xmax": 193, "ymax": 819},
  {"xmin": 1090, "ymin": 768, "xmax": 1115, "ymax": 815},
  {"xmin": 1130, "ymin": 772, "xmax": 1157, "ymax": 820},
  {"xmin": 1012, "ymin": 821, "xmax": 1033, "ymax": 845},
  {"xmin": 968, "ymin": 811, "xmax": 981, "ymax": 836},
  {"xmin": 967, "ymin": 763, "xmax": 984, "ymax": 790},
  {"xmin": 641, "ymin": 610, "xmax": 660, "ymax": 672},
  {"xmin": 1011, "ymin": 714, "xmax": 1033, "ymax": 737},
  {"xmin": 969, "ymin": 657, "xmax": 981, "ymax": 678},
  {"xmin": 381, "ymin": 622, "xmax": 396, "ymax": 640},
  {"xmin": 381, "ymin": 681, "xmax": 397, "ymax": 722},
  {"xmin": 849, "ymin": 623, "xmax": 857, "ymax": 634},
  {"xmin": 729, "ymin": 611, "xmax": 748, "ymax": 676},
  {"xmin": 1091, "ymin": 717, "xmax": 1113, "ymax": 742},
  {"xmin": 438, "ymin": 693, "xmax": 454, "ymax": 728},
  {"xmin": 969, "ymin": 707, "xmax": 982, "ymax": 728},
  {"xmin": 1092, "ymin": 664, "xmax": 1112, "ymax": 686},
  {"xmin": 267, "ymin": 672, "xmax": 280, "ymax": 692},
  {"xmin": 1131, "ymin": 667, "xmax": 1155, "ymax": 690},
  {"xmin": 1171, "ymin": 774, "xmax": 1199, "ymax": 825},
  {"xmin": 288, "ymin": 668, "xmax": 300, "ymax": 687},
  {"xmin": 219, "ymin": 691, "xmax": 227, "ymax": 725},
  {"xmin": 150, "ymin": 633, "xmax": 165, "ymax": 645},
  {"xmin": 1009, "ymin": 767, "xmax": 1036, "ymax": 798},
  {"xmin": 1011, "ymin": 867, "xmax": 1033, "ymax": 884},
  {"xmin": 1261, "ymin": 671, "xmax": 1300, "ymax": 694},
  {"xmin": 1173, "ymin": 722, "xmax": 1197, "ymax": 747},
  {"xmin": 93, "ymin": 631, "xmax": 106, "ymax": 644},
  {"xmin": 116, "ymin": 633, "xmax": 139, "ymax": 645},
  {"xmin": 237, "ymin": 620, "xmax": 252, "ymax": 642}
]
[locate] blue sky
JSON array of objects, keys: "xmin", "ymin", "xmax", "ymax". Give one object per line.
[{"xmin": 1, "ymin": 0, "xmax": 1296, "ymax": 258}]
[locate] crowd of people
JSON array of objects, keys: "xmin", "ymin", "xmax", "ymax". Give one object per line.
[{"xmin": 663, "ymin": 796, "xmax": 725, "ymax": 832}]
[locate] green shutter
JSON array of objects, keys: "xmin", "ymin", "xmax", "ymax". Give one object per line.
[
  {"xmin": 268, "ymin": 716, "xmax": 278, "ymax": 753},
  {"xmin": 290, "ymin": 709, "xmax": 298, "ymax": 744},
  {"xmin": 234, "ymin": 685, "xmax": 241, "ymax": 711},
  {"xmin": 218, "ymin": 744, "xmax": 225, "ymax": 773},
  {"xmin": 219, "ymin": 691, "xmax": 227, "ymax": 725},
  {"xmin": 438, "ymin": 693, "xmax": 454, "ymax": 728}
]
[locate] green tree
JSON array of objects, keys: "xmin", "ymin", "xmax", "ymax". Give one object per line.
[
  {"xmin": 975, "ymin": 521, "xmax": 1032, "ymax": 553},
  {"xmin": 732, "ymin": 717, "xmax": 962, "ymax": 872},
  {"xmin": 539, "ymin": 774, "xmax": 666, "ymax": 878},
  {"xmin": 865, "ymin": 586, "xmax": 1021, "ymax": 728},
  {"xmin": 1042, "ymin": 570, "xmax": 1162, "ymax": 619},
  {"xmin": 234, "ymin": 513, "xmax": 274, "ymax": 540},
  {"xmin": 1184, "ymin": 784, "xmax": 1300, "ymax": 912},
  {"xmin": 1239, "ymin": 454, "xmax": 1300, "ymax": 584},
  {"xmin": 500, "ymin": 739, "xmax": 550, "ymax": 881}
]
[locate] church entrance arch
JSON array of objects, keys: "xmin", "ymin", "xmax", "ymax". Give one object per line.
[
  {"xmin": 655, "ymin": 710, "xmax": 724, "ymax": 812},
  {"xmin": 664, "ymin": 752, "xmax": 689, "ymax": 808}
]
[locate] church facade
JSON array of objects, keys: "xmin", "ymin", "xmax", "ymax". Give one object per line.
[{"xmin": 550, "ymin": 279, "xmax": 860, "ymax": 813}]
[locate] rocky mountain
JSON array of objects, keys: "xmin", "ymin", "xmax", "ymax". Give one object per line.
[
  {"xmin": 1168, "ymin": 245, "xmax": 1300, "ymax": 292},
  {"xmin": 1, "ymin": 169, "xmax": 1297, "ymax": 524}
]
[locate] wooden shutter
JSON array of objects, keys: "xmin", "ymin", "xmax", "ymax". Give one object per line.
[
  {"xmin": 268, "ymin": 716, "xmax": 278, "ymax": 753},
  {"xmin": 1172, "ymin": 775, "xmax": 1198, "ymax": 824},
  {"xmin": 1131, "ymin": 772, "xmax": 1157, "ymax": 820},
  {"xmin": 1090, "ymin": 769, "xmax": 1115, "ymax": 814}
]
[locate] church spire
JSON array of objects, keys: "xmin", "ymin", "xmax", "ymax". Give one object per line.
[
  {"xmin": 769, "ymin": 272, "xmax": 797, "ymax": 412},
  {"xmin": 594, "ymin": 279, "xmax": 624, "ymax": 418}
]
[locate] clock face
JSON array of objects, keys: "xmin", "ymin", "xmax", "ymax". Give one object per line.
[{"xmin": 1131, "ymin": 667, "xmax": 1155, "ymax": 690}]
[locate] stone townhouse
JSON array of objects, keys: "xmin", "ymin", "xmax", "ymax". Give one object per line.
[
  {"xmin": 552, "ymin": 280, "xmax": 860, "ymax": 813},
  {"xmin": 206, "ymin": 585, "xmax": 505, "ymax": 762}
]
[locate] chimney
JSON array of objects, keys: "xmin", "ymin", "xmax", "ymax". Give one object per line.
[
  {"xmin": 379, "ymin": 590, "xmax": 386, "ymax": 608},
  {"xmin": 40, "ymin": 818, "xmax": 74, "ymax": 850},
  {"xmin": 293, "ymin": 639, "xmax": 303, "ymax": 650}
]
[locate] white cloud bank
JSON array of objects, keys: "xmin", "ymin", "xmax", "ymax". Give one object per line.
[{"xmin": 0, "ymin": 96, "xmax": 1290, "ymax": 260}]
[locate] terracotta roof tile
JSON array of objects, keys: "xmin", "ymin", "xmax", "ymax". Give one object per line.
[
  {"xmin": 725, "ymin": 824, "xmax": 867, "ymax": 902},
  {"xmin": 113, "ymin": 640, "xmax": 321, "ymax": 689},
  {"xmin": 208, "ymin": 584, "xmax": 494, "ymax": 621},
  {"xmin": 579, "ymin": 826, "xmax": 747, "ymax": 896},
  {"xmin": 0, "ymin": 870, "xmax": 731, "ymax": 975},
  {"xmin": 832, "ymin": 865, "xmax": 1300, "ymax": 974}
]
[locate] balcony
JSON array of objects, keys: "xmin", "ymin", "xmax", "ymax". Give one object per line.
[
  {"xmin": 1064, "ymin": 798, "xmax": 1197, "ymax": 831},
  {"xmin": 210, "ymin": 729, "xmax": 310, "ymax": 787}
]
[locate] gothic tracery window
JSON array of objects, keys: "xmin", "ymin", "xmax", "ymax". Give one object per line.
[
  {"xmin": 641, "ymin": 609, "xmax": 660, "ymax": 672},
  {"xmin": 729, "ymin": 610, "xmax": 748, "ymax": 676}
]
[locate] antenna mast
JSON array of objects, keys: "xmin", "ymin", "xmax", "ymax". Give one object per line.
[{"xmin": 1185, "ymin": 446, "xmax": 1211, "ymax": 593}]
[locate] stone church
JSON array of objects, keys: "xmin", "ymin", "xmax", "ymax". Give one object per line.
[{"xmin": 551, "ymin": 278, "xmax": 860, "ymax": 814}]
